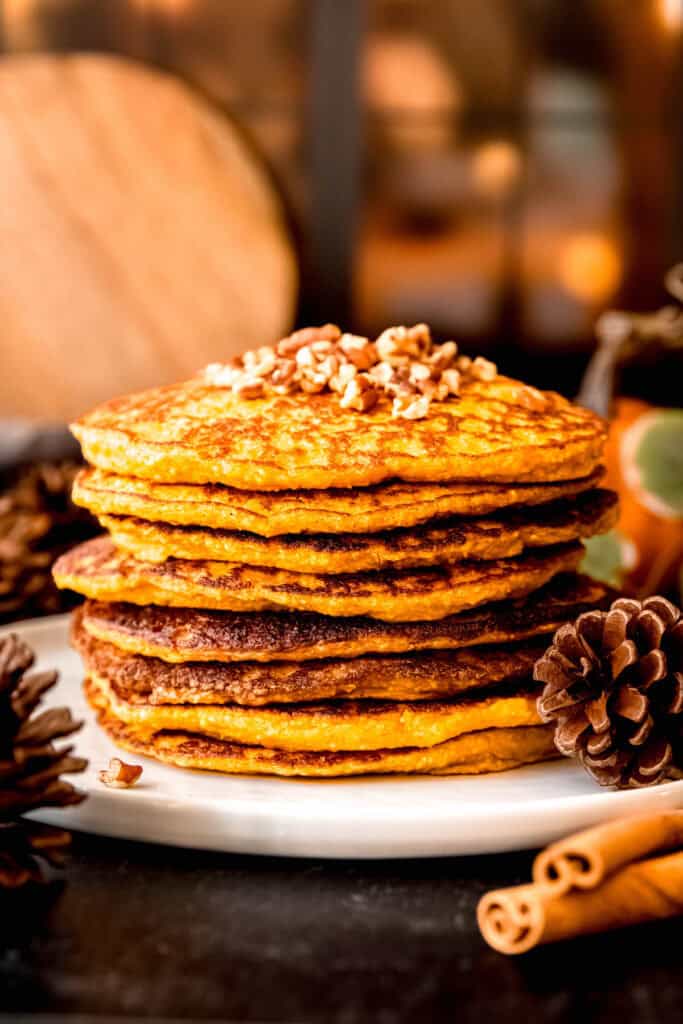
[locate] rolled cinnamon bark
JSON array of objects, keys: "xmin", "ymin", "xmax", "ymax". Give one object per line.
[
  {"xmin": 478, "ymin": 850, "xmax": 683, "ymax": 955},
  {"xmin": 533, "ymin": 811, "xmax": 683, "ymax": 894}
]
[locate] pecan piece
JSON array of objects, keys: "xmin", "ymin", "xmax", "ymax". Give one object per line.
[
  {"xmin": 367, "ymin": 360, "xmax": 395, "ymax": 387},
  {"xmin": 429, "ymin": 340, "xmax": 458, "ymax": 372},
  {"xmin": 233, "ymin": 375, "xmax": 266, "ymax": 399},
  {"xmin": 295, "ymin": 345, "xmax": 316, "ymax": 369},
  {"xmin": 243, "ymin": 346, "xmax": 276, "ymax": 377},
  {"xmin": 391, "ymin": 392, "xmax": 431, "ymax": 420},
  {"xmin": 469, "ymin": 355, "xmax": 498, "ymax": 381},
  {"xmin": 441, "ymin": 368, "xmax": 461, "ymax": 395},
  {"xmin": 276, "ymin": 324, "xmax": 341, "ymax": 356},
  {"xmin": 99, "ymin": 758, "xmax": 143, "ymax": 789},
  {"xmin": 339, "ymin": 334, "xmax": 377, "ymax": 370},
  {"xmin": 329, "ymin": 362, "xmax": 357, "ymax": 393},
  {"xmin": 299, "ymin": 370, "xmax": 328, "ymax": 393},
  {"xmin": 340, "ymin": 375, "xmax": 379, "ymax": 412},
  {"xmin": 203, "ymin": 363, "xmax": 238, "ymax": 387},
  {"xmin": 271, "ymin": 357, "xmax": 296, "ymax": 386},
  {"xmin": 409, "ymin": 361, "xmax": 432, "ymax": 386}
]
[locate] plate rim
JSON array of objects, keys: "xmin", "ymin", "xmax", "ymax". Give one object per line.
[{"xmin": 10, "ymin": 611, "xmax": 683, "ymax": 858}]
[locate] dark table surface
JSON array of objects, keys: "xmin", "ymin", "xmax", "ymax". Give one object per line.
[{"xmin": 1, "ymin": 832, "xmax": 682, "ymax": 1024}]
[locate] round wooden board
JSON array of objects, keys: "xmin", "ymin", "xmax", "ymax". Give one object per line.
[{"xmin": 0, "ymin": 54, "xmax": 298, "ymax": 421}]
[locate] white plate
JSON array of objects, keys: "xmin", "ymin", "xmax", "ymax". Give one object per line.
[{"xmin": 10, "ymin": 613, "xmax": 683, "ymax": 859}]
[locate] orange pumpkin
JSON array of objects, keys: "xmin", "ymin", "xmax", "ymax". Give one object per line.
[{"xmin": 603, "ymin": 397, "xmax": 683, "ymax": 595}]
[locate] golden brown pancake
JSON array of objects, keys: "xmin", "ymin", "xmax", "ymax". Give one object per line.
[
  {"xmin": 72, "ymin": 374, "xmax": 607, "ymax": 490},
  {"xmin": 100, "ymin": 489, "xmax": 617, "ymax": 573},
  {"xmin": 80, "ymin": 573, "xmax": 613, "ymax": 663},
  {"xmin": 73, "ymin": 612, "xmax": 545, "ymax": 705},
  {"xmin": 89, "ymin": 668, "xmax": 542, "ymax": 751},
  {"xmin": 54, "ymin": 536, "xmax": 583, "ymax": 621},
  {"xmin": 86, "ymin": 677, "xmax": 557, "ymax": 776},
  {"xmin": 73, "ymin": 465, "xmax": 606, "ymax": 536}
]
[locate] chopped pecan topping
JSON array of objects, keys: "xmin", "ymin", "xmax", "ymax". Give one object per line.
[
  {"xmin": 202, "ymin": 323, "xmax": 501, "ymax": 419},
  {"xmin": 98, "ymin": 758, "xmax": 143, "ymax": 789}
]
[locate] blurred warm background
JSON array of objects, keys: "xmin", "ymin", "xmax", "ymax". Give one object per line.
[
  {"xmin": 0, "ymin": 0, "xmax": 680, "ymax": 616},
  {"xmin": 2, "ymin": 0, "xmax": 683, "ymax": 398}
]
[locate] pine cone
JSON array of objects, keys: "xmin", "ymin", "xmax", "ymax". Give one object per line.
[
  {"xmin": 0, "ymin": 632, "xmax": 86, "ymax": 885},
  {"xmin": 0, "ymin": 460, "xmax": 99, "ymax": 623},
  {"xmin": 535, "ymin": 595, "xmax": 683, "ymax": 788}
]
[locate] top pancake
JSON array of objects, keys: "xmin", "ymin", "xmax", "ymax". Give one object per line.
[
  {"xmin": 73, "ymin": 466, "xmax": 606, "ymax": 536},
  {"xmin": 71, "ymin": 374, "xmax": 607, "ymax": 490}
]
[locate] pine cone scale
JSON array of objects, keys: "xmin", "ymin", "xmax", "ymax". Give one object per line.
[
  {"xmin": 636, "ymin": 609, "xmax": 666, "ymax": 648},
  {"xmin": 602, "ymin": 607, "xmax": 629, "ymax": 648},
  {"xmin": 610, "ymin": 639, "xmax": 638, "ymax": 679},
  {"xmin": 628, "ymin": 714, "xmax": 653, "ymax": 747},
  {"xmin": 12, "ymin": 669, "xmax": 60, "ymax": 719},
  {"xmin": 668, "ymin": 621, "xmax": 683, "ymax": 659},
  {"xmin": 16, "ymin": 706, "xmax": 81, "ymax": 745},
  {"xmin": 585, "ymin": 693, "xmax": 609, "ymax": 731},
  {"xmin": 554, "ymin": 709, "xmax": 591, "ymax": 755},
  {"xmin": 670, "ymin": 674, "xmax": 683, "ymax": 714},
  {"xmin": 634, "ymin": 650, "xmax": 667, "ymax": 688},
  {"xmin": 613, "ymin": 685, "xmax": 648, "ymax": 721},
  {"xmin": 575, "ymin": 610, "xmax": 605, "ymax": 654},
  {"xmin": 585, "ymin": 729, "xmax": 612, "ymax": 756},
  {"xmin": 552, "ymin": 622, "xmax": 587, "ymax": 664},
  {"xmin": 637, "ymin": 735, "xmax": 672, "ymax": 777}
]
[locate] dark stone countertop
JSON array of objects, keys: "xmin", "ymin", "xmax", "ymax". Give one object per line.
[{"xmin": 1, "ymin": 832, "xmax": 683, "ymax": 1023}]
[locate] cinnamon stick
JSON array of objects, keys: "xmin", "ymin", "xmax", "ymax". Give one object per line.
[
  {"xmin": 478, "ymin": 850, "xmax": 683, "ymax": 955},
  {"xmin": 533, "ymin": 811, "xmax": 683, "ymax": 895}
]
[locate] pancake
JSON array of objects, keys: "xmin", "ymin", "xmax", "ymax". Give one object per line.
[
  {"xmin": 54, "ymin": 536, "xmax": 583, "ymax": 621},
  {"xmin": 73, "ymin": 465, "xmax": 607, "ymax": 536},
  {"xmin": 86, "ymin": 677, "xmax": 557, "ymax": 777},
  {"xmin": 73, "ymin": 612, "xmax": 545, "ymax": 705},
  {"xmin": 80, "ymin": 573, "xmax": 613, "ymax": 663},
  {"xmin": 99, "ymin": 488, "xmax": 617, "ymax": 573},
  {"xmin": 89, "ymin": 668, "xmax": 542, "ymax": 751},
  {"xmin": 71, "ymin": 373, "xmax": 607, "ymax": 490}
]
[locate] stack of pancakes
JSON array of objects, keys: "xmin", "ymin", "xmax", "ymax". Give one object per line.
[{"xmin": 54, "ymin": 358, "xmax": 616, "ymax": 777}]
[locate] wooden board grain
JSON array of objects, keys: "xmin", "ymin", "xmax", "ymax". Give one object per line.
[{"xmin": 0, "ymin": 53, "xmax": 298, "ymax": 421}]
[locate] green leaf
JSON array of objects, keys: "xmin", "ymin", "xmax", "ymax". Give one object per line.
[
  {"xmin": 581, "ymin": 530, "xmax": 631, "ymax": 588},
  {"xmin": 633, "ymin": 410, "xmax": 683, "ymax": 516}
]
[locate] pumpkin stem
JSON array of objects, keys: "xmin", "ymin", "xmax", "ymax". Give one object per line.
[{"xmin": 577, "ymin": 263, "xmax": 683, "ymax": 417}]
